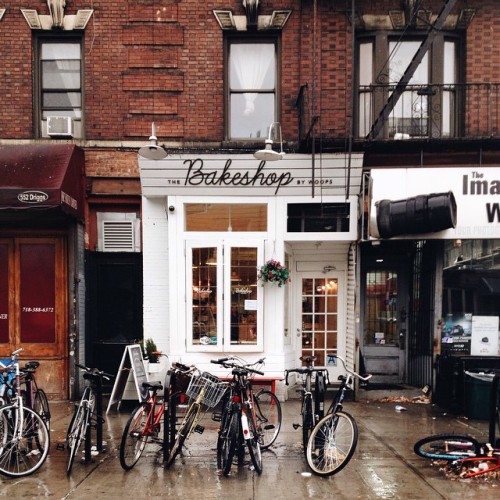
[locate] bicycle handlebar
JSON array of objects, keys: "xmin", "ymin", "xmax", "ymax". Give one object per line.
[
  {"xmin": 329, "ymin": 355, "xmax": 372, "ymax": 382},
  {"xmin": 75, "ymin": 363, "xmax": 114, "ymax": 381},
  {"xmin": 211, "ymin": 357, "xmax": 265, "ymax": 376},
  {"xmin": 285, "ymin": 367, "xmax": 328, "ymax": 385},
  {"xmin": 285, "ymin": 355, "xmax": 372, "ymax": 385}
]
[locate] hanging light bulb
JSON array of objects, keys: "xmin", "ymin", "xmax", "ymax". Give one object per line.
[{"xmin": 138, "ymin": 122, "xmax": 167, "ymax": 160}]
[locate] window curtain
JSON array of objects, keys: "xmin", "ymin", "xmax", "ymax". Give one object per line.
[{"xmin": 231, "ymin": 44, "xmax": 274, "ymax": 116}]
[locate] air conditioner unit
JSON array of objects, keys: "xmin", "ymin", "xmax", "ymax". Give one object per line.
[{"xmin": 47, "ymin": 116, "xmax": 74, "ymax": 137}]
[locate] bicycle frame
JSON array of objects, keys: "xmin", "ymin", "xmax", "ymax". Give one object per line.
[{"xmin": 0, "ymin": 349, "xmax": 28, "ymax": 437}]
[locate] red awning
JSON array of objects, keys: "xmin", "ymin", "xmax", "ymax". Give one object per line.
[{"xmin": 0, "ymin": 144, "xmax": 84, "ymax": 219}]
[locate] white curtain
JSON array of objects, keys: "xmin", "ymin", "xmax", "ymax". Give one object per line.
[{"xmin": 231, "ymin": 44, "xmax": 274, "ymax": 116}]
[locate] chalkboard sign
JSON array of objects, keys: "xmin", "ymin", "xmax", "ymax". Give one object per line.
[{"xmin": 106, "ymin": 344, "xmax": 148, "ymax": 413}]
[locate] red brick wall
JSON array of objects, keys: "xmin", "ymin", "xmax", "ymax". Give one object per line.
[{"xmin": 1, "ymin": 1, "xmax": 498, "ymax": 143}]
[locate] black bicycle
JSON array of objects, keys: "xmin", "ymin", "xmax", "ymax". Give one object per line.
[
  {"xmin": 20, "ymin": 361, "xmax": 51, "ymax": 430},
  {"xmin": 212, "ymin": 357, "xmax": 277, "ymax": 476},
  {"xmin": 305, "ymin": 355, "xmax": 371, "ymax": 476},
  {"xmin": 285, "ymin": 355, "xmax": 328, "ymax": 455},
  {"xmin": 66, "ymin": 363, "xmax": 113, "ymax": 474}
]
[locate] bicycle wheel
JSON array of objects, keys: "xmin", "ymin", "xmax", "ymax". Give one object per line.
[
  {"xmin": 219, "ymin": 411, "xmax": 239, "ymax": 476},
  {"xmin": 306, "ymin": 410, "xmax": 358, "ymax": 476},
  {"xmin": 164, "ymin": 404, "xmax": 198, "ymax": 468},
  {"xmin": 413, "ymin": 434, "xmax": 481, "ymax": 461},
  {"xmin": 302, "ymin": 394, "xmax": 314, "ymax": 455},
  {"xmin": 66, "ymin": 402, "xmax": 89, "ymax": 474},
  {"xmin": 34, "ymin": 389, "xmax": 51, "ymax": 430},
  {"xmin": 254, "ymin": 390, "xmax": 281, "ymax": 450},
  {"xmin": 120, "ymin": 403, "xmax": 152, "ymax": 470},
  {"xmin": 245, "ymin": 409, "xmax": 262, "ymax": 474},
  {"xmin": 0, "ymin": 405, "xmax": 50, "ymax": 477}
]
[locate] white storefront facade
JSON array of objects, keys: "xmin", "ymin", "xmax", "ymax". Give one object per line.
[{"xmin": 139, "ymin": 153, "xmax": 363, "ymax": 398}]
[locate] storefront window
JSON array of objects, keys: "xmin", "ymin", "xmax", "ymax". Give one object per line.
[
  {"xmin": 185, "ymin": 204, "xmax": 267, "ymax": 232},
  {"xmin": 230, "ymin": 247, "xmax": 258, "ymax": 345},
  {"xmin": 188, "ymin": 241, "xmax": 263, "ymax": 351},
  {"xmin": 192, "ymin": 247, "xmax": 218, "ymax": 345}
]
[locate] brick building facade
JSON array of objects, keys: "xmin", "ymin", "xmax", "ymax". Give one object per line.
[{"xmin": 1, "ymin": 1, "xmax": 499, "ymax": 401}]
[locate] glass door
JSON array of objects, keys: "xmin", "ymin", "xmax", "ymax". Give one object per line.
[
  {"xmin": 362, "ymin": 269, "xmax": 406, "ymax": 383},
  {"xmin": 300, "ymin": 275, "xmax": 340, "ymax": 378}
]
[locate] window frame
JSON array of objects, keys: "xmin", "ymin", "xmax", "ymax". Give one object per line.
[
  {"xmin": 356, "ymin": 31, "xmax": 463, "ymax": 139},
  {"xmin": 185, "ymin": 240, "xmax": 265, "ymax": 353},
  {"xmin": 224, "ymin": 34, "xmax": 280, "ymax": 141},
  {"xmin": 35, "ymin": 34, "xmax": 84, "ymax": 139}
]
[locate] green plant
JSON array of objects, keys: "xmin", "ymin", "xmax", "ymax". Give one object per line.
[
  {"xmin": 145, "ymin": 338, "xmax": 159, "ymax": 363},
  {"xmin": 257, "ymin": 259, "xmax": 291, "ymax": 287}
]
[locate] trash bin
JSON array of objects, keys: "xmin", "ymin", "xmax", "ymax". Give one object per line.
[{"xmin": 464, "ymin": 371, "xmax": 495, "ymax": 420}]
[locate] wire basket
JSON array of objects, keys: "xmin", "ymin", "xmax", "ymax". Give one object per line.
[{"xmin": 186, "ymin": 371, "xmax": 227, "ymax": 408}]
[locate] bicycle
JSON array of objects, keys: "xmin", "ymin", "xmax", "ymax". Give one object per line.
[
  {"xmin": 20, "ymin": 361, "xmax": 51, "ymax": 430},
  {"xmin": 165, "ymin": 367, "xmax": 226, "ymax": 468},
  {"xmin": 305, "ymin": 354, "xmax": 371, "ymax": 476},
  {"xmin": 285, "ymin": 355, "xmax": 329, "ymax": 455},
  {"xmin": 120, "ymin": 359, "xmax": 194, "ymax": 470},
  {"xmin": 214, "ymin": 356, "xmax": 282, "ymax": 451},
  {"xmin": 211, "ymin": 357, "xmax": 274, "ymax": 476},
  {"xmin": 0, "ymin": 348, "xmax": 50, "ymax": 477},
  {"xmin": 414, "ymin": 373, "xmax": 500, "ymax": 478},
  {"xmin": 65, "ymin": 363, "xmax": 113, "ymax": 475}
]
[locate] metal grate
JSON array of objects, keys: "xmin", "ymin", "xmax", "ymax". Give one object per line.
[{"xmin": 102, "ymin": 221, "xmax": 135, "ymax": 252}]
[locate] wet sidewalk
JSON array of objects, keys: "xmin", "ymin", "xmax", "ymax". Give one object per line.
[{"xmin": 0, "ymin": 391, "xmax": 498, "ymax": 499}]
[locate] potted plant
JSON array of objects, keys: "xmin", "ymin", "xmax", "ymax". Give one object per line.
[
  {"xmin": 144, "ymin": 338, "xmax": 159, "ymax": 363},
  {"xmin": 257, "ymin": 259, "xmax": 291, "ymax": 287}
]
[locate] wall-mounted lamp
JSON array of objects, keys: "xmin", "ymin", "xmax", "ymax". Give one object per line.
[
  {"xmin": 253, "ymin": 122, "xmax": 285, "ymax": 161},
  {"xmin": 138, "ymin": 122, "xmax": 167, "ymax": 160}
]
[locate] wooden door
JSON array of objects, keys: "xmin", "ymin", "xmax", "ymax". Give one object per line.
[{"xmin": 0, "ymin": 237, "xmax": 67, "ymax": 398}]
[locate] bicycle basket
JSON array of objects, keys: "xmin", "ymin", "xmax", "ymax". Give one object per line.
[{"xmin": 186, "ymin": 371, "xmax": 226, "ymax": 408}]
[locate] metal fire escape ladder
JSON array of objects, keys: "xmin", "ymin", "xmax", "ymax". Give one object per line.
[{"xmin": 367, "ymin": 0, "xmax": 458, "ymax": 140}]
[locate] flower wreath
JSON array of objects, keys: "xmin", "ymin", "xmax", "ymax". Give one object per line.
[{"xmin": 257, "ymin": 259, "xmax": 291, "ymax": 287}]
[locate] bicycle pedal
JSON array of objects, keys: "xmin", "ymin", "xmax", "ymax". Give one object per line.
[
  {"xmin": 264, "ymin": 424, "xmax": 276, "ymax": 431},
  {"xmin": 194, "ymin": 424, "xmax": 205, "ymax": 434},
  {"xmin": 56, "ymin": 442, "xmax": 66, "ymax": 451},
  {"xmin": 212, "ymin": 412, "xmax": 222, "ymax": 422},
  {"xmin": 292, "ymin": 423, "xmax": 301, "ymax": 430}
]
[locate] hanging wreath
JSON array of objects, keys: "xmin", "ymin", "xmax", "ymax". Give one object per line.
[{"xmin": 257, "ymin": 259, "xmax": 291, "ymax": 287}]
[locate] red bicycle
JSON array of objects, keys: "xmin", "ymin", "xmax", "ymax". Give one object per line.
[{"xmin": 119, "ymin": 359, "xmax": 194, "ymax": 470}]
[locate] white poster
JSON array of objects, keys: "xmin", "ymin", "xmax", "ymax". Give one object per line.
[{"xmin": 471, "ymin": 316, "xmax": 499, "ymax": 356}]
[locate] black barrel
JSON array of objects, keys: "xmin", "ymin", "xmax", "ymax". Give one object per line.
[{"xmin": 376, "ymin": 191, "xmax": 457, "ymax": 239}]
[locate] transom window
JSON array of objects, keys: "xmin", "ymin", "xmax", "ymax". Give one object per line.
[
  {"xmin": 287, "ymin": 203, "xmax": 350, "ymax": 233},
  {"xmin": 185, "ymin": 203, "xmax": 267, "ymax": 232},
  {"xmin": 227, "ymin": 39, "xmax": 277, "ymax": 139},
  {"xmin": 38, "ymin": 39, "xmax": 82, "ymax": 138}
]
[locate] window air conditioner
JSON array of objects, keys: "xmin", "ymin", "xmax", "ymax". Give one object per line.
[{"xmin": 47, "ymin": 116, "xmax": 74, "ymax": 137}]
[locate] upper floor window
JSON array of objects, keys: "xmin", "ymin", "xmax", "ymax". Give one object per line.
[
  {"xmin": 38, "ymin": 39, "xmax": 82, "ymax": 139},
  {"xmin": 358, "ymin": 35, "xmax": 459, "ymax": 140},
  {"xmin": 227, "ymin": 39, "xmax": 277, "ymax": 139}
]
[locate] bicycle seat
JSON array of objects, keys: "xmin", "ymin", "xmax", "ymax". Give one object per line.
[
  {"xmin": 142, "ymin": 381, "xmax": 163, "ymax": 392},
  {"xmin": 300, "ymin": 355, "xmax": 316, "ymax": 364},
  {"xmin": 173, "ymin": 362, "xmax": 192, "ymax": 373},
  {"xmin": 24, "ymin": 361, "xmax": 40, "ymax": 371}
]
